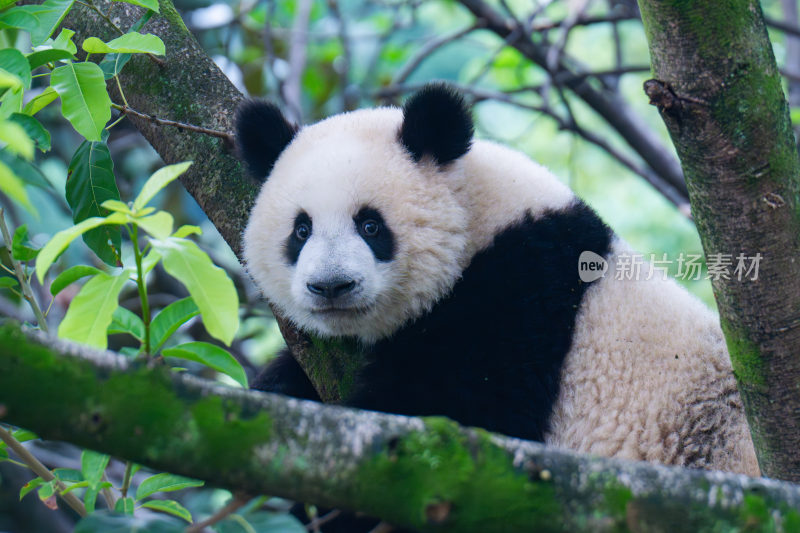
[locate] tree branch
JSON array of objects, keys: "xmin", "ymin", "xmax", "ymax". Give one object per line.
[
  {"xmin": 457, "ymin": 0, "xmax": 689, "ymax": 199},
  {"xmin": 1, "ymin": 323, "xmax": 799, "ymax": 532}
]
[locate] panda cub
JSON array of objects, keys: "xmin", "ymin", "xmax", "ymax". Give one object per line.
[{"xmin": 237, "ymin": 83, "xmax": 759, "ymax": 477}]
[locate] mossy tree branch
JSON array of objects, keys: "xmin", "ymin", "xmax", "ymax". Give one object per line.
[
  {"xmin": 1, "ymin": 322, "xmax": 800, "ymax": 532},
  {"xmin": 637, "ymin": 0, "xmax": 800, "ymax": 480}
]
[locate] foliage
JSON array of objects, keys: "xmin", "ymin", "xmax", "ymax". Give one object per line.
[{"xmin": 0, "ymin": 0, "xmax": 256, "ymax": 527}]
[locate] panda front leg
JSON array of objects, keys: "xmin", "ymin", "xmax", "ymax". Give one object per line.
[{"xmin": 250, "ymin": 348, "xmax": 322, "ymax": 402}]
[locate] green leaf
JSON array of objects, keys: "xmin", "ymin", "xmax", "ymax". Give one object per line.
[
  {"xmin": 51, "ymin": 62, "xmax": 111, "ymax": 141},
  {"xmin": 37, "ymin": 480, "xmax": 55, "ymax": 501},
  {"xmin": 163, "ymin": 341, "xmax": 247, "ymax": 387},
  {"xmin": 114, "ymin": 496, "xmax": 135, "ymax": 515},
  {"xmin": 49, "ymin": 265, "xmax": 102, "ymax": 295},
  {"xmin": 135, "ymin": 473, "xmax": 203, "ymax": 501},
  {"xmin": 58, "ymin": 271, "xmax": 128, "ymax": 349},
  {"xmin": 0, "ymin": 158, "xmax": 32, "ymax": 212},
  {"xmin": 81, "ymin": 450, "xmax": 109, "ymax": 488},
  {"xmin": 151, "ymin": 238, "xmax": 239, "ymax": 345},
  {"xmin": 0, "ymin": 68, "xmax": 23, "ymax": 90},
  {"xmin": 0, "ymin": 48, "xmax": 31, "ymax": 89},
  {"xmin": 22, "ymin": 86, "xmax": 58, "ymax": 116},
  {"xmin": 82, "ymin": 32, "xmax": 165, "ymax": 55},
  {"xmin": 108, "ymin": 306, "xmax": 144, "ymax": 340},
  {"xmin": 132, "ymin": 161, "xmax": 192, "ymax": 211},
  {"xmin": 99, "ymin": 199, "xmax": 133, "ymax": 215},
  {"xmin": 66, "ymin": 140, "xmax": 122, "ymax": 265},
  {"xmin": 99, "ymin": 53, "xmax": 132, "ymax": 80},
  {"xmin": 12, "ymin": 224, "xmax": 38, "ymax": 261},
  {"xmin": 26, "ymin": 48, "xmax": 75, "ymax": 70},
  {"xmin": 0, "ymin": 149, "xmax": 49, "ymax": 189},
  {"xmin": 84, "ymin": 486, "xmax": 99, "ymax": 513},
  {"xmin": 75, "ymin": 510, "xmax": 184, "ymax": 532},
  {"xmin": 12, "ymin": 429, "xmax": 37, "ymax": 442},
  {"xmin": 0, "ymin": 119, "xmax": 34, "ymax": 160},
  {"xmin": 8, "ymin": 113, "xmax": 50, "ymax": 152},
  {"xmin": 0, "ymin": 277, "xmax": 18, "ymax": 288},
  {"xmin": 60, "ymin": 480, "xmax": 89, "ymax": 495},
  {"xmin": 217, "ymin": 511, "xmax": 306, "ymax": 533},
  {"xmin": 133, "ymin": 211, "xmax": 173, "ymax": 240},
  {"xmin": 49, "ymin": 28, "xmax": 78, "ymax": 55},
  {"xmin": 150, "ymin": 297, "xmax": 199, "ymax": 353},
  {"xmin": 140, "ymin": 500, "xmax": 192, "ymax": 523},
  {"xmin": 53, "ymin": 468, "xmax": 82, "ymax": 482},
  {"xmin": 0, "ymin": 9, "xmax": 39, "ymax": 34},
  {"xmin": 36, "ymin": 213, "xmax": 126, "ymax": 284},
  {"xmin": 0, "ymin": 447, "xmax": 8, "ymax": 462},
  {"xmin": 112, "ymin": 0, "xmax": 159, "ymax": 13},
  {"xmin": 172, "ymin": 225, "xmax": 201, "ymax": 238},
  {"xmin": 19, "ymin": 477, "xmax": 44, "ymax": 500},
  {"xmin": 20, "ymin": 0, "xmax": 75, "ymax": 45},
  {"xmin": 0, "ymin": 86, "xmax": 24, "ymax": 119},
  {"xmin": 141, "ymin": 249, "xmax": 160, "ymax": 275}
]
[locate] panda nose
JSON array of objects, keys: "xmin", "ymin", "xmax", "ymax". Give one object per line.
[{"xmin": 307, "ymin": 278, "xmax": 356, "ymax": 299}]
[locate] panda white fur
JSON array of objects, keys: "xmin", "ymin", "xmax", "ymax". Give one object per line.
[{"xmin": 236, "ymin": 83, "xmax": 759, "ymax": 477}]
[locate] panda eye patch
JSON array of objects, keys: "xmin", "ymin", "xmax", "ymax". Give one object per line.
[
  {"xmin": 354, "ymin": 207, "xmax": 395, "ymax": 262},
  {"xmin": 360, "ymin": 220, "xmax": 380, "ymax": 237},
  {"xmin": 284, "ymin": 211, "xmax": 312, "ymax": 264}
]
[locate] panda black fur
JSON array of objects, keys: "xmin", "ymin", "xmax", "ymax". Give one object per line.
[{"xmin": 237, "ymin": 83, "xmax": 759, "ymax": 477}]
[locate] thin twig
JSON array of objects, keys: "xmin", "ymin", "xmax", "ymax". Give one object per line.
[
  {"xmin": 306, "ymin": 509, "xmax": 341, "ymax": 531},
  {"xmin": 101, "ymin": 472, "xmax": 117, "ymax": 510},
  {"xmin": 531, "ymin": 11, "xmax": 638, "ymax": 31},
  {"xmin": 394, "ymin": 22, "xmax": 484, "ymax": 86},
  {"xmin": 0, "ymin": 209, "xmax": 48, "ymax": 332},
  {"xmin": 111, "ymin": 104, "xmax": 234, "ymax": 144},
  {"xmin": 0, "ymin": 425, "xmax": 87, "ymax": 517},
  {"xmin": 185, "ymin": 494, "xmax": 248, "ymax": 533},
  {"xmin": 546, "ymin": 0, "xmax": 596, "ymax": 72}
]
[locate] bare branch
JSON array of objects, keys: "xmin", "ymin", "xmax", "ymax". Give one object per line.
[
  {"xmin": 457, "ymin": 0, "xmax": 688, "ymax": 199},
  {"xmin": 393, "ymin": 22, "xmax": 485, "ymax": 86}
]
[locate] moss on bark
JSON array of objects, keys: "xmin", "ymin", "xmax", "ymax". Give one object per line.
[{"xmin": 639, "ymin": 0, "xmax": 800, "ymax": 480}]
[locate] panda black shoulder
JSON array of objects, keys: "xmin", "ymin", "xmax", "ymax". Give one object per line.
[{"xmin": 347, "ymin": 200, "xmax": 613, "ymax": 442}]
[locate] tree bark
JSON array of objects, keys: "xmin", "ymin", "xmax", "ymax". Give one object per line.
[
  {"xmin": 638, "ymin": 0, "xmax": 800, "ymax": 480},
  {"xmin": 2, "ymin": 323, "xmax": 800, "ymax": 532}
]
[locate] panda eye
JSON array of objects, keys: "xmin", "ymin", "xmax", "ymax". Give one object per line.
[
  {"xmin": 361, "ymin": 220, "xmax": 380, "ymax": 237},
  {"xmin": 295, "ymin": 223, "xmax": 311, "ymax": 241}
]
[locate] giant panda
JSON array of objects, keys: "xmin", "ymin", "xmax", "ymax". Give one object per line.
[{"xmin": 236, "ymin": 83, "xmax": 759, "ymax": 479}]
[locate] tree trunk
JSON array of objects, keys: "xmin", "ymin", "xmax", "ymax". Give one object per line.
[
  {"xmin": 638, "ymin": 0, "xmax": 800, "ymax": 480},
  {"xmin": 2, "ymin": 323, "xmax": 800, "ymax": 532}
]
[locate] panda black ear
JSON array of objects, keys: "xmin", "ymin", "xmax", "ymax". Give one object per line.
[
  {"xmin": 400, "ymin": 83, "xmax": 474, "ymax": 166},
  {"xmin": 235, "ymin": 100, "xmax": 297, "ymax": 182}
]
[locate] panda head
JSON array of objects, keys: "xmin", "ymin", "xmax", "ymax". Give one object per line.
[{"xmin": 238, "ymin": 84, "xmax": 475, "ymax": 343}]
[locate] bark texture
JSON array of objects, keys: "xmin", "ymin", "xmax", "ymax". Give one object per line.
[
  {"xmin": 2, "ymin": 323, "xmax": 800, "ymax": 532},
  {"xmin": 638, "ymin": 0, "xmax": 800, "ymax": 480},
  {"xmin": 56, "ymin": 0, "xmax": 360, "ymax": 401}
]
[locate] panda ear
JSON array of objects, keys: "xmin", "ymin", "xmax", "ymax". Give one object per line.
[
  {"xmin": 400, "ymin": 83, "xmax": 474, "ymax": 166},
  {"xmin": 235, "ymin": 100, "xmax": 297, "ymax": 182}
]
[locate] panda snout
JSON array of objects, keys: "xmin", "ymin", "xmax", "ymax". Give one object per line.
[{"xmin": 306, "ymin": 277, "xmax": 357, "ymax": 300}]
